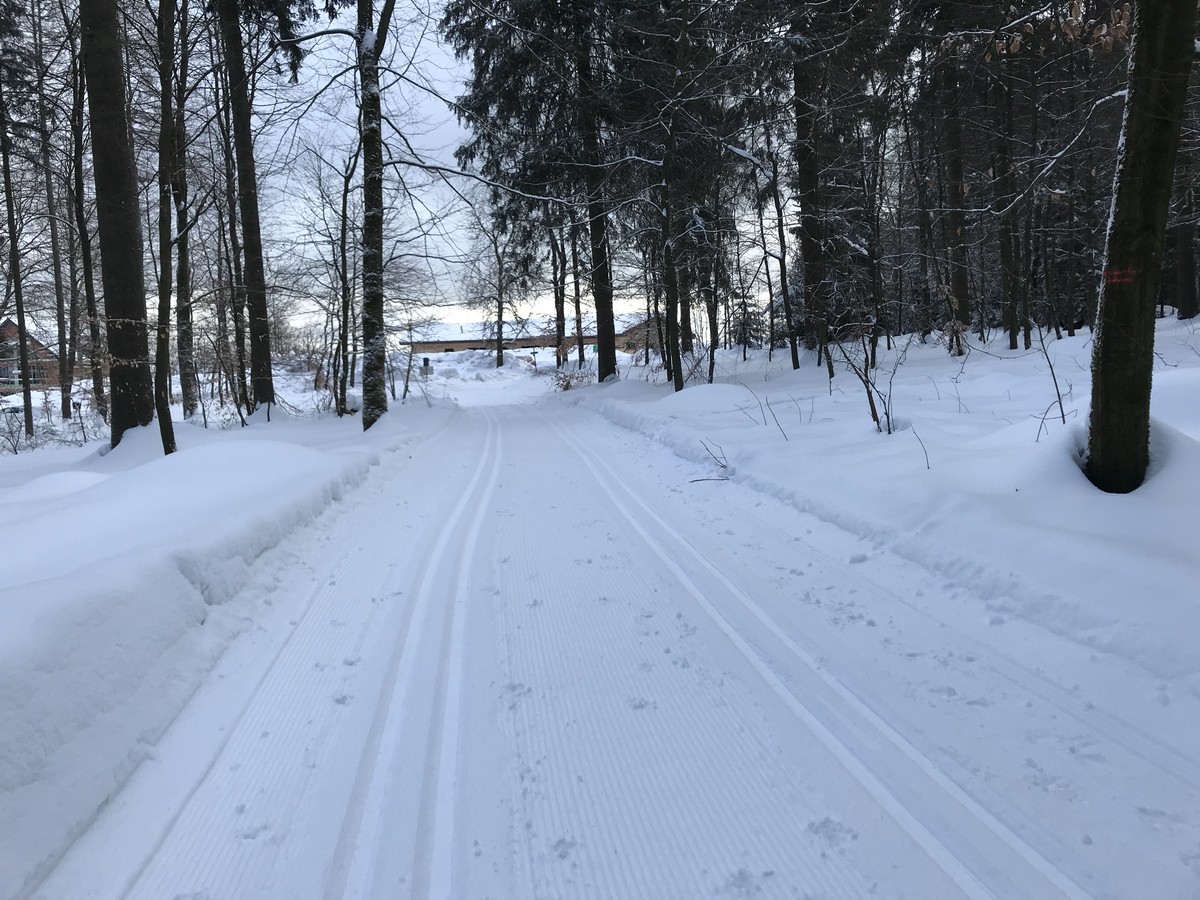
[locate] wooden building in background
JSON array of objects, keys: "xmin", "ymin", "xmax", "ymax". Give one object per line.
[{"xmin": 0, "ymin": 318, "xmax": 62, "ymax": 393}]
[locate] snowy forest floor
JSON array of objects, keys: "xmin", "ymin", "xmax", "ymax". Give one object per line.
[{"xmin": 2, "ymin": 320, "xmax": 1199, "ymax": 899}]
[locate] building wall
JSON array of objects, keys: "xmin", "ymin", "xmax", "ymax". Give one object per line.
[{"xmin": 0, "ymin": 321, "xmax": 62, "ymax": 390}]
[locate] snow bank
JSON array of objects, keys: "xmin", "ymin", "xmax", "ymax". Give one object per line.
[
  {"xmin": 580, "ymin": 322, "xmax": 1200, "ymax": 696},
  {"xmin": 0, "ymin": 418, "xmax": 385, "ymax": 897}
]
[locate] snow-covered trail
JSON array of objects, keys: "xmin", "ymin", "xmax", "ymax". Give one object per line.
[{"xmin": 34, "ymin": 404, "xmax": 1200, "ymax": 899}]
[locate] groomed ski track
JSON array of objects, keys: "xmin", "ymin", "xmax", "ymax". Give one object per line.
[{"xmin": 32, "ymin": 404, "xmax": 1200, "ymax": 899}]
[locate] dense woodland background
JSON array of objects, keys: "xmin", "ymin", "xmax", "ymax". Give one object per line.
[{"xmin": 0, "ymin": 0, "xmax": 1194, "ymax": 485}]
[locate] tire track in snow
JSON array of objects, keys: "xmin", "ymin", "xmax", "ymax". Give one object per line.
[
  {"xmin": 327, "ymin": 410, "xmax": 501, "ymax": 899},
  {"xmin": 553, "ymin": 417, "xmax": 1090, "ymax": 900}
]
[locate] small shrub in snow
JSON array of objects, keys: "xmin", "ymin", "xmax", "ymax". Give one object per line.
[{"xmin": 552, "ymin": 369, "xmax": 594, "ymax": 391}]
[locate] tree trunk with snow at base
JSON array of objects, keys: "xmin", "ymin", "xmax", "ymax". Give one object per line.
[
  {"xmin": 80, "ymin": 0, "xmax": 156, "ymax": 447},
  {"xmin": 1086, "ymin": 0, "xmax": 1194, "ymax": 494},
  {"xmin": 358, "ymin": 0, "xmax": 396, "ymax": 430}
]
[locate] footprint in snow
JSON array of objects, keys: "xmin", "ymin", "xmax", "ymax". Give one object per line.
[
  {"xmin": 333, "ymin": 693, "xmax": 352, "ymax": 706},
  {"xmin": 627, "ymin": 696, "xmax": 657, "ymax": 711},
  {"xmin": 552, "ymin": 838, "xmax": 576, "ymax": 859},
  {"xmin": 721, "ymin": 867, "xmax": 775, "ymax": 896},
  {"xmin": 807, "ymin": 817, "xmax": 858, "ymax": 848},
  {"xmin": 1181, "ymin": 844, "xmax": 1200, "ymax": 873}
]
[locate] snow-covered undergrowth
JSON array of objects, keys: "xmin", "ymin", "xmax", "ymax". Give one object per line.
[{"xmin": 0, "ymin": 382, "xmax": 452, "ymax": 895}]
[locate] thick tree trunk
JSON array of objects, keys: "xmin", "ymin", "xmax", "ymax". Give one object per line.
[
  {"xmin": 1087, "ymin": 0, "xmax": 1193, "ymax": 493},
  {"xmin": 80, "ymin": 0, "xmax": 155, "ymax": 447},
  {"xmin": 678, "ymin": 267, "xmax": 693, "ymax": 357},
  {"xmin": 660, "ymin": 126, "xmax": 685, "ymax": 391},
  {"xmin": 212, "ymin": 60, "xmax": 250, "ymax": 412},
  {"xmin": 793, "ymin": 63, "xmax": 833, "ymax": 374},
  {"xmin": 705, "ymin": 258, "xmax": 718, "ymax": 385},
  {"xmin": 216, "ymin": 0, "xmax": 274, "ymax": 408},
  {"xmin": 754, "ymin": 183, "xmax": 776, "ymax": 362}
]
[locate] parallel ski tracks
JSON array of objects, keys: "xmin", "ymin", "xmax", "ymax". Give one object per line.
[
  {"xmin": 38, "ymin": 409, "xmax": 499, "ymax": 900},
  {"xmin": 492, "ymin": 419, "xmax": 879, "ymax": 899},
  {"xmin": 326, "ymin": 410, "xmax": 501, "ymax": 900},
  {"xmin": 726, "ymin": 505, "xmax": 1200, "ymax": 795},
  {"xmin": 35, "ymin": 484, "xmax": 407, "ymax": 900},
  {"xmin": 553, "ymin": 417, "xmax": 1091, "ymax": 900}
]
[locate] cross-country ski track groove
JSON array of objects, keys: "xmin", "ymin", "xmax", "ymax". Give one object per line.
[
  {"xmin": 722, "ymin": 503, "xmax": 1200, "ymax": 794},
  {"xmin": 552, "ymin": 416, "xmax": 1088, "ymax": 899},
  {"xmin": 31, "ymin": 404, "xmax": 1200, "ymax": 898}
]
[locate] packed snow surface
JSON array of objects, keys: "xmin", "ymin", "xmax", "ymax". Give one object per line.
[{"xmin": 2, "ymin": 324, "xmax": 1198, "ymax": 899}]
